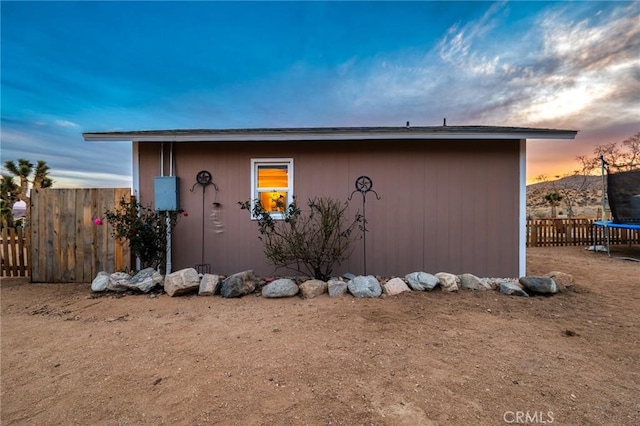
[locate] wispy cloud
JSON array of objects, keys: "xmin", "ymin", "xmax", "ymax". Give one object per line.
[
  {"xmin": 1, "ymin": 118, "xmax": 131, "ymax": 187},
  {"xmin": 436, "ymin": 0, "xmax": 508, "ymax": 75},
  {"xmin": 517, "ymin": 3, "xmax": 640, "ymax": 127},
  {"xmin": 51, "ymin": 170, "xmax": 132, "ymax": 189},
  {"xmin": 540, "ymin": 4, "xmax": 639, "ymax": 71},
  {"xmin": 330, "ymin": 1, "xmax": 639, "ymax": 131},
  {"xmin": 55, "ymin": 119, "xmax": 79, "ymax": 128}
]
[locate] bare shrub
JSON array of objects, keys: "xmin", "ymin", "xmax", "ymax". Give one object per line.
[{"xmin": 239, "ymin": 197, "xmax": 362, "ymax": 280}]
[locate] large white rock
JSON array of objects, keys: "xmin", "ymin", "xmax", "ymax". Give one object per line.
[
  {"xmin": 458, "ymin": 273, "xmax": 491, "ymax": 291},
  {"xmin": 383, "ymin": 277, "xmax": 411, "ymax": 296},
  {"xmin": 128, "ymin": 267, "xmax": 164, "ymax": 293},
  {"xmin": 199, "ymin": 274, "xmax": 220, "ymax": 296},
  {"xmin": 262, "ymin": 278, "xmax": 299, "ymax": 298},
  {"xmin": 405, "ymin": 272, "xmax": 439, "ymax": 291},
  {"xmin": 221, "ymin": 270, "xmax": 257, "ymax": 298},
  {"xmin": 108, "ymin": 272, "xmax": 132, "ymax": 292},
  {"xmin": 91, "ymin": 271, "xmax": 110, "ymax": 292},
  {"xmin": 435, "ymin": 272, "xmax": 459, "ymax": 292},
  {"xmin": 299, "ymin": 279, "xmax": 327, "ymax": 298},
  {"xmin": 347, "ymin": 275, "xmax": 382, "ymax": 298},
  {"xmin": 164, "ymin": 268, "xmax": 201, "ymax": 297},
  {"xmin": 328, "ymin": 279, "xmax": 348, "ymax": 297}
]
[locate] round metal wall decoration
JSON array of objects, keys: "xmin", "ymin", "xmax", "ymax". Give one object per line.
[
  {"xmin": 196, "ymin": 170, "xmax": 212, "ymax": 185},
  {"xmin": 355, "ymin": 176, "xmax": 373, "ymax": 193}
]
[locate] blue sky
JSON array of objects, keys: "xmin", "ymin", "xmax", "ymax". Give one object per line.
[{"xmin": 1, "ymin": 1, "xmax": 638, "ymax": 188}]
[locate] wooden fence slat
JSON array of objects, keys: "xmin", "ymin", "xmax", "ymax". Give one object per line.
[
  {"xmin": 82, "ymin": 189, "xmax": 92, "ymax": 282},
  {"xmin": 10, "ymin": 228, "xmax": 18, "ymax": 276},
  {"xmin": 95, "ymin": 188, "xmax": 106, "ymax": 276},
  {"xmin": 57, "ymin": 189, "xmax": 66, "ymax": 281},
  {"xmin": 17, "ymin": 228, "xmax": 26, "ymax": 275},
  {"xmin": 30, "ymin": 190, "xmax": 39, "ymax": 281},
  {"xmin": 91, "ymin": 188, "xmax": 99, "ymax": 278},
  {"xmin": 46, "ymin": 189, "xmax": 56, "ymax": 281},
  {"xmin": 74, "ymin": 189, "xmax": 83, "ymax": 281},
  {"xmin": 113, "ymin": 191, "xmax": 122, "ymax": 272},
  {"xmin": 113, "ymin": 188, "xmax": 130, "ymax": 272},
  {"xmin": 2, "ymin": 228, "xmax": 10, "ymax": 276},
  {"xmin": 69, "ymin": 189, "xmax": 77, "ymax": 280},
  {"xmin": 103, "ymin": 188, "xmax": 115, "ymax": 274}
]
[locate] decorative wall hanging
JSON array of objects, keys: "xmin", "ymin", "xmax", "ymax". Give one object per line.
[
  {"xmin": 348, "ymin": 176, "xmax": 381, "ymax": 275},
  {"xmin": 190, "ymin": 170, "xmax": 219, "ymax": 274}
]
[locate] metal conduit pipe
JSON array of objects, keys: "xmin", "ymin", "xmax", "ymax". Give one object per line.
[
  {"xmin": 160, "ymin": 142, "xmax": 164, "ymax": 177},
  {"xmin": 165, "ymin": 142, "xmax": 174, "ymax": 275}
]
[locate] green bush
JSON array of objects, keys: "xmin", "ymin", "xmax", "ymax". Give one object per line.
[
  {"xmin": 104, "ymin": 197, "xmax": 182, "ymax": 270},
  {"xmin": 239, "ymin": 197, "xmax": 362, "ymax": 281}
]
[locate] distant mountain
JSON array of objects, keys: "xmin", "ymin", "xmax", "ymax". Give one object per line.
[
  {"xmin": 527, "ymin": 175, "xmax": 604, "ymax": 218},
  {"xmin": 12, "ymin": 205, "xmax": 26, "ymax": 219},
  {"xmin": 527, "ymin": 175, "xmax": 601, "ymax": 191}
]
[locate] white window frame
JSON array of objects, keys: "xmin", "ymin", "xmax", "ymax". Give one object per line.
[{"xmin": 250, "ymin": 158, "xmax": 294, "ymax": 220}]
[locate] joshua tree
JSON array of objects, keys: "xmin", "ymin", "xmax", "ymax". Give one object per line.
[
  {"xmin": 0, "ymin": 174, "xmax": 20, "ymax": 228},
  {"xmin": 3, "ymin": 159, "xmax": 53, "ymax": 228},
  {"xmin": 544, "ymin": 192, "xmax": 563, "ymax": 218}
]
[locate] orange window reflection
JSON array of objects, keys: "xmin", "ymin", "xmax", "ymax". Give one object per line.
[{"xmin": 257, "ymin": 165, "xmax": 289, "ymax": 213}]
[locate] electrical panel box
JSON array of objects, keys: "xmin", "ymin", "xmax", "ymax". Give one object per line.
[{"xmin": 154, "ymin": 176, "xmax": 180, "ymax": 211}]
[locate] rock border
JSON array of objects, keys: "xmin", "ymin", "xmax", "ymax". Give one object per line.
[{"xmin": 91, "ymin": 268, "xmax": 573, "ymax": 299}]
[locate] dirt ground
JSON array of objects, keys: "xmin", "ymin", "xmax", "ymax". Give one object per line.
[{"xmin": 1, "ymin": 246, "xmax": 639, "ymax": 426}]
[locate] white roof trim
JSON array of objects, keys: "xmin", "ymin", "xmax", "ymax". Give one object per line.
[{"xmin": 84, "ymin": 128, "xmax": 578, "ymax": 142}]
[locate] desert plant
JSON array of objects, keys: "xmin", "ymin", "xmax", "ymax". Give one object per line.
[
  {"xmin": 2, "ymin": 159, "xmax": 53, "ymax": 229},
  {"xmin": 0, "ymin": 177, "xmax": 19, "ymax": 229},
  {"xmin": 544, "ymin": 191, "xmax": 563, "ymax": 218},
  {"xmin": 239, "ymin": 196, "xmax": 362, "ymax": 280},
  {"xmin": 104, "ymin": 197, "xmax": 183, "ymax": 270}
]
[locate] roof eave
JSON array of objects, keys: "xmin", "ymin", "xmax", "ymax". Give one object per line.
[{"xmin": 83, "ymin": 128, "xmax": 578, "ymax": 142}]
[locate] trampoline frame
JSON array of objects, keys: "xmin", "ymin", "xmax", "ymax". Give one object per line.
[{"xmin": 592, "ymin": 156, "xmax": 640, "ymax": 261}]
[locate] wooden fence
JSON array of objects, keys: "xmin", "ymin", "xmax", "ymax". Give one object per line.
[
  {"xmin": 1, "ymin": 227, "xmax": 29, "ymax": 277},
  {"xmin": 527, "ymin": 218, "xmax": 640, "ymax": 247},
  {"xmin": 29, "ymin": 188, "xmax": 131, "ymax": 283}
]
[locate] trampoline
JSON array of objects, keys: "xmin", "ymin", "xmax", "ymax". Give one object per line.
[
  {"xmin": 593, "ymin": 157, "xmax": 640, "ymax": 260},
  {"xmin": 592, "ymin": 221, "xmax": 640, "ymax": 261}
]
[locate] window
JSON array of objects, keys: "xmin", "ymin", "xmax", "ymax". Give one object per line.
[{"xmin": 250, "ymin": 158, "xmax": 294, "ymax": 219}]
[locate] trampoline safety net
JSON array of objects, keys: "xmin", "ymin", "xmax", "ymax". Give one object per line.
[{"xmin": 607, "ymin": 169, "xmax": 640, "ymax": 224}]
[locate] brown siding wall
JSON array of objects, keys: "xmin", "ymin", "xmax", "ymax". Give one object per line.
[{"xmin": 137, "ymin": 139, "xmax": 520, "ymax": 278}]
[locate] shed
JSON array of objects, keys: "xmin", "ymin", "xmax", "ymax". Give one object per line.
[{"xmin": 84, "ymin": 125, "xmax": 578, "ymax": 278}]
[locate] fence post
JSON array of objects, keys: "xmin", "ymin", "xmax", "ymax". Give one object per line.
[{"xmin": 530, "ymin": 220, "xmax": 538, "ymax": 247}]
